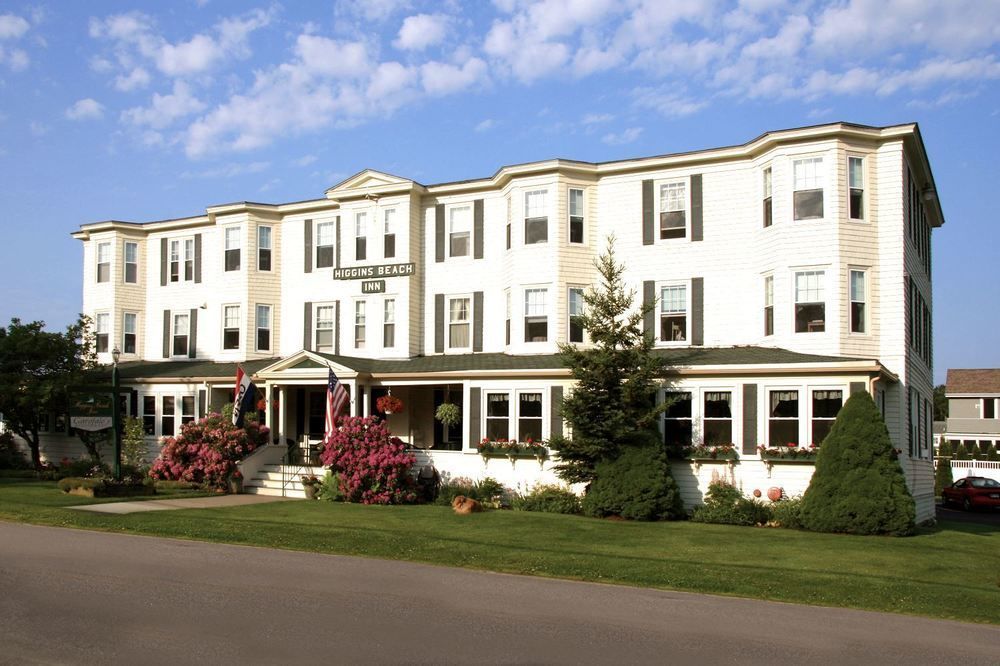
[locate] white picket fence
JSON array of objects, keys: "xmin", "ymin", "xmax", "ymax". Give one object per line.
[{"xmin": 938, "ymin": 459, "xmax": 1000, "ymax": 483}]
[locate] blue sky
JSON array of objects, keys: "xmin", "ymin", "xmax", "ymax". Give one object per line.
[{"xmin": 0, "ymin": 0, "xmax": 997, "ymax": 383}]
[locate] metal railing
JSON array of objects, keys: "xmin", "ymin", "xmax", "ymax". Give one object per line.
[{"xmin": 280, "ymin": 438, "xmax": 324, "ymax": 497}]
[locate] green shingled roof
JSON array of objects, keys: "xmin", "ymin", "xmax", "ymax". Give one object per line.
[{"xmin": 106, "ymin": 347, "xmax": 872, "ymax": 380}]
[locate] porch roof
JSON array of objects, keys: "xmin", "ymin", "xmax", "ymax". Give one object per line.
[{"xmin": 116, "ymin": 357, "xmax": 279, "ymax": 382}]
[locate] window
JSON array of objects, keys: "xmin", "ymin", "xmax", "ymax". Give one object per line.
[
  {"xmin": 505, "ymin": 195, "xmax": 512, "ymax": 250},
  {"xmin": 663, "ymin": 392, "xmax": 692, "ymax": 450},
  {"xmin": 181, "ymin": 396, "xmax": 195, "ymax": 426},
  {"xmin": 569, "ymin": 188, "xmax": 584, "ymax": 243},
  {"xmin": 255, "ymin": 305, "xmax": 271, "ymax": 352},
  {"xmin": 659, "ymin": 285, "xmax": 687, "ymax": 342},
  {"xmin": 848, "ymin": 156, "xmax": 864, "ymax": 220},
  {"xmin": 568, "ymin": 287, "xmax": 585, "ymax": 343},
  {"xmin": 449, "ymin": 205, "xmax": 471, "ymax": 257},
  {"xmin": 764, "ymin": 275, "xmax": 774, "ymax": 336},
  {"xmin": 769, "ymin": 390, "xmax": 799, "ymax": 446},
  {"xmin": 122, "ymin": 312, "xmax": 137, "ymax": 354},
  {"xmin": 518, "ymin": 393, "xmax": 543, "ymax": 441},
  {"xmin": 355, "ymin": 212, "xmax": 367, "ymax": 261},
  {"xmin": 811, "ymin": 390, "xmax": 842, "ymax": 445},
  {"xmin": 172, "ymin": 313, "xmax": 189, "ymax": 356},
  {"xmin": 504, "ymin": 289, "xmax": 511, "ymax": 346},
  {"xmin": 659, "ymin": 181, "xmax": 686, "ymax": 239},
  {"xmin": 524, "ymin": 288, "xmax": 548, "ymax": 342},
  {"xmin": 703, "ymin": 392, "xmax": 733, "ymax": 446},
  {"xmin": 184, "ymin": 239, "xmax": 194, "ymax": 280},
  {"xmin": 224, "ymin": 227, "xmax": 241, "ymax": 271},
  {"xmin": 383, "ymin": 209, "xmax": 396, "ymax": 259},
  {"xmin": 794, "ymin": 271, "xmax": 825, "ymax": 333},
  {"xmin": 524, "ymin": 190, "xmax": 548, "ymax": 244},
  {"xmin": 315, "ymin": 305, "xmax": 335, "ymax": 352},
  {"xmin": 448, "ymin": 297, "xmax": 471, "ymax": 349},
  {"xmin": 124, "ymin": 241, "xmax": 138, "ymax": 283},
  {"xmin": 383, "ymin": 298, "xmax": 395, "ymax": 348},
  {"xmin": 142, "ymin": 396, "xmax": 155, "ymax": 436},
  {"xmin": 161, "ymin": 396, "xmax": 175, "ymax": 436},
  {"xmin": 850, "ymin": 269, "xmax": 866, "ymax": 333},
  {"xmin": 354, "ymin": 301, "xmax": 366, "ymax": 349},
  {"xmin": 96, "ymin": 242, "xmax": 111, "ymax": 282},
  {"xmin": 793, "ymin": 157, "xmax": 824, "ymax": 220},
  {"xmin": 169, "ymin": 240, "xmax": 180, "ymax": 282},
  {"xmin": 169, "ymin": 239, "xmax": 194, "ymax": 282},
  {"xmin": 95, "ymin": 313, "xmax": 110, "ymax": 353},
  {"xmin": 984, "ymin": 399, "xmax": 996, "ymax": 420},
  {"xmin": 223, "ymin": 305, "xmax": 240, "ymax": 350},
  {"xmin": 762, "ymin": 167, "xmax": 772, "ymax": 227},
  {"xmin": 316, "ymin": 221, "xmax": 335, "ymax": 269},
  {"xmin": 258, "ymin": 226, "xmax": 272, "ymax": 271},
  {"xmin": 486, "ymin": 393, "xmax": 509, "ymax": 440}
]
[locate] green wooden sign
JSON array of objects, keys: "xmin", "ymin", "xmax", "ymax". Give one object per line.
[{"xmin": 69, "ymin": 392, "xmax": 113, "ymax": 432}]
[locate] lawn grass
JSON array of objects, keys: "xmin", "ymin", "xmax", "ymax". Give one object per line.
[{"xmin": 1, "ymin": 477, "xmax": 997, "ymax": 625}]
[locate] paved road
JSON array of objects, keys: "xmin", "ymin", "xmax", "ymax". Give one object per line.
[
  {"xmin": 1, "ymin": 523, "xmax": 997, "ymax": 665},
  {"xmin": 938, "ymin": 503, "xmax": 1000, "ymax": 526}
]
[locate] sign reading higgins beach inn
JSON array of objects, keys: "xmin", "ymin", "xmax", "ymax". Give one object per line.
[{"xmin": 333, "ymin": 262, "xmax": 415, "ymax": 280}]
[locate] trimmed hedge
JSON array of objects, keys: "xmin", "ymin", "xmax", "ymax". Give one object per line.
[
  {"xmin": 513, "ymin": 485, "xmax": 581, "ymax": 514},
  {"xmin": 691, "ymin": 481, "xmax": 772, "ymax": 526},
  {"xmin": 582, "ymin": 437, "xmax": 685, "ymax": 521},
  {"xmin": 58, "ymin": 476, "xmax": 156, "ymax": 497}
]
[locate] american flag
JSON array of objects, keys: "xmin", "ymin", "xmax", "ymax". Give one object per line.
[{"xmin": 325, "ymin": 368, "xmax": 349, "ymax": 442}]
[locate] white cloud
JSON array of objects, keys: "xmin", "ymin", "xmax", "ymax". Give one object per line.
[
  {"xmin": 293, "ymin": 154, "xmax": 317, "ymax": 167},
  {"xmin": 394, "ymin": 14, "xmax": 449, "ymax": 51},
  {"xmin": 181, "ymin": 161, "xmax": 270, "ymax": 179},
  {"xmin": 341, "ymin": 0, "xmax": 412, "ymax": 22},
  {"xmin": 581, "ymin": 112, "xmax": 613, "ymax": 124},
  {"xmin": 741, "ymin": 14, "xmax": 810, "ymax": 60},
  {"xmin": 294, "ymin": 34, "xmax": 373, "ymax": 78},
  {"xmin": 632, "ymin": 87, "xmax": 707, "ymax": 118},
  {"xmin": 156, "ymin": 34, "xmax": 220, "ymax": 77},
  {"xmin": 66, "ymin": 98, "xmax": 105, "ymax": 121},
  {"xmin": 114, "ymin": 66, "xmax": 150, "ymax": 91},
  {"xmin": 0, "ymin": 45, "xmax": 29, "ymax": 71},
  {"xmin": 0, "ymin": 14, "xmax": 30, "ymax": 39},
  {"xmin": 122, "ymin": 81, "xmax": 205, "ymax": 129},
  {"xmin": 475, "ymin": 118, "xmax": 496, "ymax": 132},
  {"xmin": 367, "ymin": 61, "xmax": 418, "ymax": 102},
  {"xmin": 29, "ymin": 120, "xmax": 47, "ymax": 136},
  {"xmin": 601, "ymin": 126, "xmax": 642, "ymax": 145},
  {"xmin": 420, "ymin": 57, "xmax": 488, "ymax": 95}
]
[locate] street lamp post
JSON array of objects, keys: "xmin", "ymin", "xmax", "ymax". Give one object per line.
[{"xmin": 111, "ymin": 346, "xmax": 121, "ymax": 481}]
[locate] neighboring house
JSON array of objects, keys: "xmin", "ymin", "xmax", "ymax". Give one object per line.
[
  {"xmin": 941, "ymin": 370, "xmax": 1000, "ymax": 483},
  {"xmin": 29, "ymin": 121, "xmax": 942, "ymax": 519}
]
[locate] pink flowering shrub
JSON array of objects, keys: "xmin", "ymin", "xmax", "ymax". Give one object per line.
[
  {"xmin": 319, "ymin": 416, "xmax": 417, "ymax": 504},
  {"xmin": 149, "ymin": 412, "xmax": 269, "ymax": 490}
]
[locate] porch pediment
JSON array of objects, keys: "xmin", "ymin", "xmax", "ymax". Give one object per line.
[
  {"xmin": 324, "ymin": 169, "xmax": 422, "ymax": 201},
  {"xmin": 255, "ymin": 350, "xmax": 360, "ymax": 381}
]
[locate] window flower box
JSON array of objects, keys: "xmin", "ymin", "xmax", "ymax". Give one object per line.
[
  {"xmin": 758, "ymin": 444, "xmax": 819, "ymax": 477},
  {"xmin": 683, "ymin": 444, "xmax": 738, "ymax": 461},
  {"xmin": 478, "ymin": 438, "xmax": 548, "ymax": 465}
]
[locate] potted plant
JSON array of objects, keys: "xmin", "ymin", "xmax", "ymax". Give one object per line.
[
  {"xmin": 301, "ymin": 474, "xmax": 322, "ymax": 500},
  {"xmin": 228, "ymin": 469, "xmax": 243, "ymax": 494},
  {"xmin": 376, "ymin": 394, "xmax": 404, "ymax": 415},
  {"xmin": 435, "ymin": 402, "xmax": 461, "ymax": 427}
]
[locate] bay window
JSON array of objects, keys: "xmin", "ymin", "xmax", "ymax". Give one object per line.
[
  {"xmin": 122, "ymin": 312, "xmax": 137, "ymax": 354},
  {"xmin": 223, "ymin": 305, "xmax": 240, "ymax": 350},
  {"xmin": 762, "ymin": 166, "xmax": 772, "ymax": 227},
  {"xmin": 224, "ymin": 227, "xmax": 240, "ymax": 272},
  {"xmin": 849, "ymin": 156, "xmax": 864, "ymax": 220},
  {"xmin": 258, "ymin": 226, "xmax": 272, "ymax": 271},
  {"xmin": 95, "ymin": 313, "xmax": 110, "ymax": 353},
  {"xmin": 568, "ymin": 287, "xmax": 585, "ymax": 343},
  {"xmin": 124, "ymin": 241, "xmax": 138, "ymax": 283},
  {"xmin": 793, "ymin": 157, "xmax": 824, "ymax": 220},
  {"xmin": 764, "ymin": 275, "xmax": 774, "ymax": 336},
  {"xmin": 255, "ymin": 305, "xmax": 271, "ymax": 352},
  {"xmin": 97, "ymin": 242, "xmax": 111, "ymax": 283},
  {"xmin": 524, "ymin": 288, "xmax": 548, "ymax": 342},
  {"xmin": 524, "ymin": 190, "xmax": 548, "ymax": 244},
  {"xmin": 768, "ymin": 390, "xmax": 799, "ymax": 446},
  {"xmin": 794, "ymin": 271, "xmax": 825, "ymax": 333},
  {"xmin": 569, "ymin": 188, "xmax": 584, "ymax": 243},
  {"xmin": 850, "ymin": 269, "xmax": 866, "ymax": 333}
]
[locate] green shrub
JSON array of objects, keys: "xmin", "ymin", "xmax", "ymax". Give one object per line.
[
  {"xmin": 514, "ymin": 484, "xmax": 581, "ymax": 514},
  {"xmin": 317, "ymin": 471, "xmax": 344, "ymax": 502},
  {"xmin": 800, "ymin": 392, "xmax": 916, "ymax": 536},
  {"xmin": 954, "ymin": 443, "xmax": 971, "ymax": 460},
  {"xmin": 435, "ymin": 477, "xmax": 478, "ymax": 506},
  {"xmin": 154, "ymin": 479, "xmax": 199, "ymax": 491},
  {"xmin": 691, "ymin": 481, "xmax": 773, "ymax": 526},
  {"xmin": 937, "ymin": 440, "xmax": 953, "ymax": 458},
  {"xmin": 122, "ymin": 417, "xmax": 148, "ymax": 468},
  {"xmin": 934, "ymin": 458, "xmax": 953, "ymax": 497},
  {"xmin": 57, "ymin": 477, "xmax": 103, "ymax": 493},
  {"xmin": 57, "ymin": 458, "xmax": 108, "ymax": 479},
  {"xmin": 988, "ymin": 446, "xmax": 1000, "ymax": 462},
  {"xmin": 770, "ymin": 497, "xmax": 804, "ymax": 529},
  {"xmin": 0, "ymin": 431, "xmax": 30, "ymax": 469},
  {"xmin": 473, "ymin": 477, "xmax": 505, "ymax": 502},
  {"xmin": 582, "ymin": 437, "xmax": 685, "ymax": 521}
]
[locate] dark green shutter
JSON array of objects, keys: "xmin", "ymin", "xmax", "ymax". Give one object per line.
[
  {"xmin": 188, "ymin": 309, "xmax": 197, "ymax": 358},
  {"xmin": 129, "ymin": 390, "xmax": 138, "ymax": 420},
  {"xmin": 334, "ymin": 301, "xmax": 340, "ymax": 355},
  {"xmin": 643, "ymin": 280, "xmax": 655, "ymax": 340},
  {"xmin": 742, "ymin": 384, "xmax": 757, "ymax": 455},
  {"xmin": 434, "ymin": 294, "xmax": 444, "ymax": 353},
  {"xmin": 197, "ymin": 389, "xmax": 206, "ymax": 418},
  {"xmin": 473, "ymin": 199, "xmax": 484, "ymax": 259},
  {"xmin": 550, "ymin": 386, "xmax": 563, "ymax": 439},
  {"xmin": 303, "ymin": 302, "xmax": 313, "ymax": 351},
  {"xmin": 335, "ymin": 215, "xmax": 341, "ymax": 270},
  {"xmin": 691, "ymin": 277, "xmax": 703, "ymax": 346},
  {"xmin": 435, "ymin": 204, "xmax": 445, "ymax": 262},
  {"xmin": 642, "ymin": 180, "xmax": 654, "ymax": 245},
  {"xmin": 303, "ymin": 220, "xmax": 312, "ymax": 273},
  {"xmin": 193, "ymin": 234, "xmax": 202, "ymax": 283},
  {"xmin": 469, "ymin": 387, "xmax": 481, "ymax": 449},
  {"xmin": 473, "ymin": 291, "xmax": 484, "ymax": 352},
  {"xmin": 162, "ymin": 310, "xmax": 170, "ymax": 358},
  {"xmin": 160, "ymin": 238, "xmax": 168, "ymax": 286},
  {"xmin": 691, "ymin": 173, "xmax": 703, "ymax": 242}
]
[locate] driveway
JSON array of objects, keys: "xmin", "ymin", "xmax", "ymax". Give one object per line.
[
  {"xmin": 937, "ymin": 502, "xmax": 1000, "ymax": 526},
  {"xmin": 1, "ymin": 522, "xmax": 997, "ymax": 665}
]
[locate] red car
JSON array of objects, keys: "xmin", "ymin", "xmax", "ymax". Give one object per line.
[{"xmin": 941, "ymin": 476, "xmax": 1000, "ymax": 511}]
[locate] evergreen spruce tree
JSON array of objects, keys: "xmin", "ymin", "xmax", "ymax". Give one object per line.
[
  {"xmin": 955, "ymin": 443, "xmax": 971, "ymax": 460},
  {"xmin": 937, "ymin": 439, "xmax": 953, "ymax": 458},
  {"xmin": 800, "ymin": 391, "xmax": 916, "ymax": 536},
  {"xmin": 934, "ymin": 458, "xmax": 953, "ymax": 497}
]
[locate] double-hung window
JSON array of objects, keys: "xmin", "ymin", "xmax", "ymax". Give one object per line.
[
  {"xmin": 811, "ymin": 390, "xmax": 842, "ymax": 445},
  {"xmin": 659, "ymin": 285, "xmax": 687, "ymax": 342},
  {"xmin": 524, "ymin": 190, "xmax": 548, "ymax": 244},
  {"xmin": 142, "ymin": 396, "xmax": 156, "ymax": 435},
  {"xmin": 518, "ymin": 393, "xmax": 543, "ymax": 442},
  {"xmin": 316, "ymin": 221, "xmax": 334, "ymax": 269},
  {"xmin": 315, "ymin": 305, "xmax": 335, "ymax": 352},
  {"xmin": 223, "ymin": 305, "xmax": 240, "ymax": 350},
  {"xmin": 568, "ymin": 287, "xmax": 585, "ymax": 343},
  {"xmin": 383, "ymin": 209, "xmax": 396, "ymax": 259},
  {"xmin": 255, "ymin": 305, "xmax": 271, "ymax": 352},
  {"xmin": 449, "ymin": 205, "xmax": 471, "ymax": 257},
  {"xmin": 848, "ymin": 156, "xmax": 864, "ymax": 220},
  {"xmin": 258, "ymin": 226, "xmax": 272, "ymax": 271},
  {"xmin": 764, "ymin": 275, "xmax": 774, "ymax": 336},
  {"xmin": 354, "ymin": 301, "xmax": 366, "ymax": 349},
  {"xmin": 703, "ymin": 392, "xmax": 733, "ymax": 446},
  {"xmin": 124, "ymin": 241, "xmax": 138, "ymax": 283},
  {"xmin": 170, "ymin": 239, "xmax": 194, "ymax": 282},
  {"xmin": 355, "ymin": 212, "xmax": 367, "ymax": 261},
  {"xmin": 172, "ymin": 313, "xmax": 189, "ymax": 356},
  {"xmin": 97, "ymin": 242, "xmax": 111, "ymax": 283},
  {"xmin": 224, "ymin": 227, "xmax": 241, "ymax": 272},
  {"xmin": 122, "ymin": 312, "xmax": 137, "ymax": 354},
  {"xmin": 505, "ymin": 195, "xmax": 512, "ymax": 250},
  {"xmin": 162, "ymin": 396, "xmax": 175, "ymax": 436},
  {"xmin": 95, "ymin": 313, "xmax": 110, "ymax": 353},
  {"xmin": 983, "ymin": 399, "xmax": 997, "ymax": 420},
  {"xmin": 850, "ymin": 269, "xmax": 866, "ymax": 333},
  {"xmin": 569, "ymin": 188, "xmax": 584, "ymax": 243},
  {"xmin": 768, "ymin": 390, "xmax": 799, "ymax": 446},
  {"xmin": 793, "ymin": 157, "xmax": 824, "ymax": 220},
  {"xmin": 663, "ymin": 392, "xmax": 693, "ymax": 450},
  {"xmin": 181, "ymin": 396, "xmax": 195, "ymax": 427},
  {"xmin": 383, "ymin": 298, "xmax": 396, "ymax": 348},
  {"xmin": 448, "ymin": 297, "xmax": 471, "ymax": 349},
  {"xmin": 794, "ymin": 271, "xmax": 825, "ymax": 333},
  {"xmin": 184, "ymin": 239, "xmax": 194, "ymax": 280},
  {"xmin": 659, "ymin": 181, "xmax": 686, "ymax": 239},
  {"xmin": 524, "ymin": 288, "xmax": 548, "ymax": 342},
  {"xmin": 504, "ymin": 289, "xmax": 511, "ymax": 346},
  {"xmin": 762, "ymin": 167, "xmax": 773, "ymax": 227},
  {"xmin": 486, "ymin": 393, "xmax": 510, "ymax": 440}
]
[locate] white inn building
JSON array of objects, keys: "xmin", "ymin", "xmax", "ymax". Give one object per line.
[{"xmin": 59, "ymin": 121, "xmax": 943, "ymax": 518}]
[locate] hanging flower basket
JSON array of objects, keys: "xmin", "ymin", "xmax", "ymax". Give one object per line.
[
  {"xmin": 376, "ymin": 394, "xmax": 404, "ymax": 415},
  {"xmin": 435, "ymin": 402, "xmax": 461, "ymax": 427}
]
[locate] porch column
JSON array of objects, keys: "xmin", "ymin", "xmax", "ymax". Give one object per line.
[
  {"xmin": 263, "ymin": 383, "xmax": 273, "ymax": 442},
  {"xmin": 277, "ymin": 385, "xmax": 287, "ymax": 445}
]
